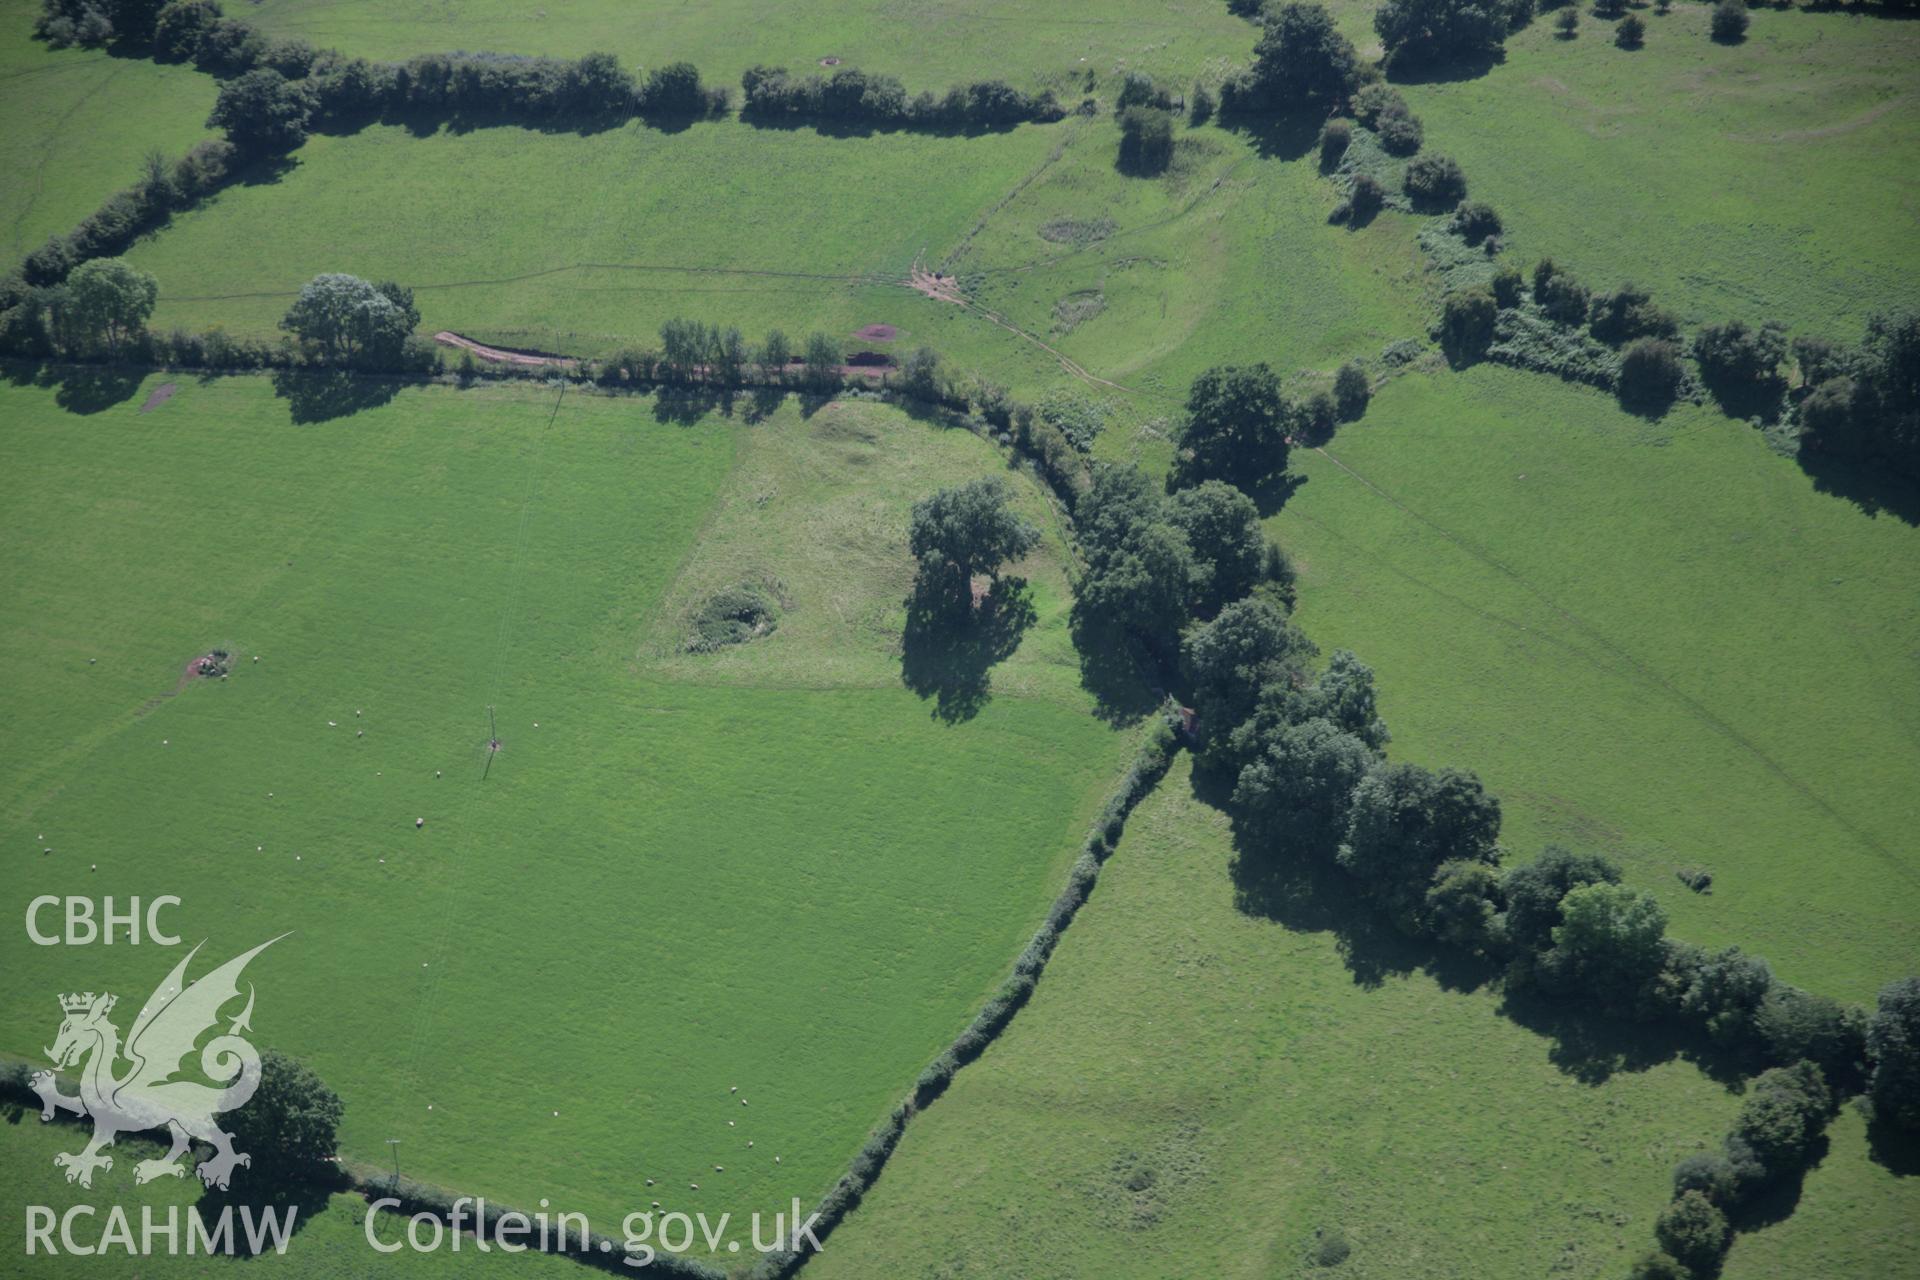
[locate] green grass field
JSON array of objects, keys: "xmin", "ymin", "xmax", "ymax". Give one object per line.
[
  {"xmin": 809, "ymin": 754, "xmax": 1896, "ymax": 1278},
  {"xmin": 1271, "ymin": 364, "xmax": 1920, "ymax": 1001},
  {"xmin": 0, "ymin": 373, "xmax": 1135, "ymax": 1258},
  {"xmin": 1399, "ymin": 5, "xmax": 1920, "ymax": 338},
  {"xmin": 120, "ymin": 106, "xmax": 1429, "ymax": 432},
  {"xmin": 0, "ymin": 0, "xmax": 217, "ymax": 262},
  {"xmin": 4, "ymin": 3, "xmax": 1919, "ymax": 1275},
  {"xmin": 244, "ymin": 0, "xmax": 1259, "ymax": 93},
  {"xmin": 0, "ymin": 1113, "xmax": 583, "ymax": 1275}
]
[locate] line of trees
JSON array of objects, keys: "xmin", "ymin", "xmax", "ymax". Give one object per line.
[
  {"xmin": 1056, "ymin": 358, "xmax": 1920, "ymax": 1280},
  {"xmin": 7, "ymin": 140, "xmax": 237, "ymax": 295},
  {"xmin": 1632, "ymin": 978, "xmax": 1919, "ymax": 1280},
  {"xmin": 740, "ymin": 64, "xmax": 1062, "ymax": 131}
]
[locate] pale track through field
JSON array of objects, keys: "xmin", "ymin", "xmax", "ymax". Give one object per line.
[
  {"xmin": 393, "ymin": 380, "xmax": 568, "ymax": 1105},
  {"xmin": 4, "ymin": 59, "xmax": 121, "ymax": 260},
  {"xmin": 1306, "ymin": 442, "xmax": 1914, "ymax": 881}
]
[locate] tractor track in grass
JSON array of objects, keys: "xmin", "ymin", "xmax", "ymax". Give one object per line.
[
  {"xmin": 1309, "ymin": 442, "xmax": 1913, "ymax": 881},
  {"xmin": 5, "ymin": 60, "xmax": 121, "ymax": 259},
  {"xmin": 168, "ymin": 260, "xmax": 911, "ymax": 305}
]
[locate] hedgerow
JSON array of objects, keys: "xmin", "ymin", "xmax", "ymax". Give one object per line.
[
  {"xmin": 740, "ymin": 64, "xmax": 1061, "ymax": 131},
  {"xmin": 747, "ymin": 715, "xmax": 1179, "ymax": 1279}
]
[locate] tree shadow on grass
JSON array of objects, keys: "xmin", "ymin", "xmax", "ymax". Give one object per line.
[
  {"xmin": 1866, "ymin": 1108, "xmax": 1920, "ymax": 1176},
  {"xmin": 1246, "ymin": 468, "xmax": 1307, "ymax": 518},
  {"xmin": 196, "ymin": 1176, "xmax": 341, "ymax": 1256},
  {"xmin": 1204, "ymin": 760, "xmax": 1753, "ymax": 1087},
  {"xmin": 901, "ymin": 576, "xmax": 1036, "ymax": 723},
  {"xmin": 651, "ymin": 383, "xmax": 730, "ymax": 425},
  {"xmin": 742, "ymin": 385, "xmax": 787, "ymax": 423},
  {"xmin": 1383, "ymin": 46, "xmax": 1508, "ymax": 86},
  {"xmin": 1218, "ymin": 107, "xmax": 1322, "ymax": 162},
  {"xmin": 271, "ymin": 369, "xmax": 403, "ymax": 424},
  {"xmin": 1701, "ymin": 372, "xmax": 1787, "ymax": 426},
  {"xmin": 1723, "ymin": 1130, "xmax": 1830, "ymax": 1233},
  {"xmin": 0, "ymin": 1103, "xmax": 335, "ymax": 1254},
  {"xmin": 3, "ymin": 359, "xmax": 146, "ymax": 414},
  {"xmin": 1799, "ymin": 450, "xmax": 1920, "ymax": 526},
  {"xmin": 1068, "ymin": 616, "xmax": 1164, "ymax": 728}
]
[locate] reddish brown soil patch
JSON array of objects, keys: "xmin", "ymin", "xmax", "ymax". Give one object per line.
[
  {"xmin": 855, "ymin": 324, "xmax": 898, "ymax": 342},
  {"xmin": 908, "ymin": 265, "xmax": 964, "ymax": 305},
  {"xmin": 434, "ymin": 331, "xmax": 578, "ymax": 368},
  {"xmin": 819, "ymin": 56, "xmax": 842, "ymax": 66},
  {"xmin": 139, "ymin": 383, "xmax": 178, "ymax": 413},
  {"xmin": 177, "ymin": 651, "xmax": 226, "ymax": 690}
]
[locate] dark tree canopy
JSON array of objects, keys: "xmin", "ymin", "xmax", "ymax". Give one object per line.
[
  {"xmin": 1233, "ymin": 717, "xmax": 1376, "ymax": 849},
  {"xmin": 1541, "ymin": 882, "xmax": 1668, "ymax": 1004},
  {"xmin": 1339, "ymin": 761, "xmax": 1501, "ymax": 928},
  {"xmin": 1499, "ymin": 845, "xmax": 1622, "ymax": 954},
  {"xmin": 61, "ymin": 257, "xmax": 158, "ymax": 357},
  {"xmin": 1072, "ymin": 464, "xmax": 1194, "ymax": 647},
  {"xmin": 1118, "ymin": 105, "xmax": 1176, "ymax": 174},
  {"xmin": 1732, "ymin": 1060, "xmax": 1831, "ymax": 1175},
  {"xmin": 1181, "ymin": 597, "xmax": 1314, "ymax": 742},
  {"xmin": 280, "ymin": 273, "xmax": 417, "ymax": 365},
  {"xmin": 1426, "ymin": 858, "xmax": 1502, "ymax": 949},
  {"xmin": 1796, "ymin": 310, "xmax": 1920, "ymax": 485},
  {"xmin": 207, "ymin": 68, "xmax": 313, "ymax": 154},
  {"xmin": 225, "ymin": 1049, "xmax": 344, "ymax": 1189},
  {"xmin": 1711, "ymin": 0, "xmax": 1749, "ymax": 42},
  {"xmin": 1167, "ymin": 480, "xmax": 1269, "ymax": 613},
  {"xmin": 1178, "ymin": 363, "xmax": 1293, "ymax": 488},
  {"xmin": 1334, "ymin": 362, "xmax": 1371, "ymax": 419},
  {"xmin": 1654, "ymin": 1192, "xmax": 1729, "ymax": 1275},
  {"xmin": 1618, "ymin": 338, "xmax": 1684, "ymax": 410},
  {"xmin": 1374, "ymin": 0, "xmax": 1508, "ymax": 69},
  {"xmin": 1242, "ymin": 2, "xmax": 1363, "ymax": 108},
  {"xmin": 1868, "ymin": 976, "xmax": 1920, "ymax": 1131},
  {"xmin": 1694, "ymin": 318, "xmax": 1787, "ymax": 389},
  {"xmin": 908, "ymin": 476, "xmax": 1040, "ymax": 612},
  {"xmin": 1403, "ymin": 152, "xmax": 1466, "ymax": 209},
  {"xmin": 1439, "ymin": 287, "xmax": 1497, "ymax": 364},
  {"xmin": 1589, "ymin": 283, "xmax": 1677, "ymax": 346}
]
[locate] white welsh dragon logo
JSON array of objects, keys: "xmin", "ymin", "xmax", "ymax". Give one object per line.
[{"xmin": 31, "ymin": 936, "xmax": 286, "ymax": 1190}]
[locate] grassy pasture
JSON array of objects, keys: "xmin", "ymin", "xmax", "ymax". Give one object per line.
[
  {"xmin": 125, "ymin": 117, "xmax": 1077, "ymax": 377},
  {"xmin": 0, "ymin": 0, "xmax": 217, "ymax": 262},
  {"xmin": 243, "ymin": 0, "xmax": 1263, "ymax": 93},
  {"xmin": 813, "ymin": 754, "xmax": 1768, "ymax": 1279},
  {"xmin": 1399, "ymin": 5, "xmax": 1920, "ymax": 338},
  {"xmin": 0, "ymin": 373, "xmax": 1135, "ymax": 1256},
  {"xmin": 1271, "ymin": 365, "xmax": 1920, "ymax": 1000},
  {"xmin": 0, "ymin": 1113, "xmax": 582, "ymax": 1275},
  {"xmin": 119, "ymin": 109, "xmax": 1431, "ymax": 433}
]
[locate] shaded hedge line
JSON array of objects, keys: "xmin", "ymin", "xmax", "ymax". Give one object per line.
[
  {"xmin": 341, "ymin": 1167, "xmax": 725, "ymax": 1279},
  {"xmin": 14, "ymin": 0, "xmax": 1069, "ymax": 305},
  {"xmin": 741, "ymin": 64, "xmax": 1064, "ymax": 131},
  {"xmin": 747, "ymin": 715, "xmax": 1180, "ymax": 1280},
  {"xmin": 1633, "ymin": 1061, "xmax": 1837, "ymax": 1279},
  {"xmin": 1327, "ymin": 97, "xmax": 1920, "ymax": 489},
  {"xmin": 6, "ymin": 139, "xmax": 238, "ymax": 297},
  {"xmin": 0, "ymin": 1061, "xmax": 721, "ymax": 1277}
]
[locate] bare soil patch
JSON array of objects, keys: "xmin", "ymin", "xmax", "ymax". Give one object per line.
[
  {"xmin": 434, "ymin": 331, "xmax": 578, "ymax": 368},
  {"xmin": 819, "ymin": 56, "xmax": 842, "ymax": 66},
  {"xmin": 855, "ymin": 323, "xmax": 898, "ymax": 342},
  {"xmin": 139, "ymin": 382, "xmax": 178, "ymax": 413}
]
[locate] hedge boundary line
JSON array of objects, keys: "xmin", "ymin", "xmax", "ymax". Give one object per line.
[
  {"xmin": 0, "ymin": 1054, "xmax": 703, "ymax": 1276},
  {"xmin": 747, "ymin": 714, "xmax": 1181, "ymax": 1279},
  {"xmin": 0, "ymin": 640, "xmax": 1178, "ymax": 1280}
]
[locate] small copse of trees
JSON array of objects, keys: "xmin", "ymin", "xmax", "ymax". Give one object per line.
[{"xmin": 907, "ymin": 477, "xmax": 1040, "ymax": 618}]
